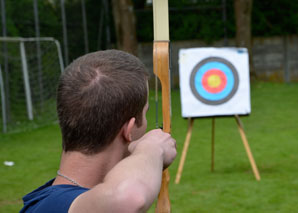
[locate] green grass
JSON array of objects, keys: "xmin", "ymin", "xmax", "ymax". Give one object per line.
[{"xmin": 1, "ymin": 82, "xmax": 298, "ymax": 212}]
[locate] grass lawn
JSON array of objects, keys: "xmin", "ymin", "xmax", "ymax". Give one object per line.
[{"xmin": 1, "ymin": 82, "xmax": 298, "ymax": 212}]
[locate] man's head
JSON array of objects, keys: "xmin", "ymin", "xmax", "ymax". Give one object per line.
[{"xmin": 57, "ymin": 50, "xmax": 149, "ymax": 155}]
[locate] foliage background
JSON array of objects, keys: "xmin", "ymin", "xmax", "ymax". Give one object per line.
[{"xmin": 1, "ymin": 0, "xmax": 298, "ymax": 61}]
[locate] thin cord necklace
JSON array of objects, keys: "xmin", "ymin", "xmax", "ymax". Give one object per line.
[{"xmin": 57, "ymin": 170, "xmax": 83, "ymax": 188}]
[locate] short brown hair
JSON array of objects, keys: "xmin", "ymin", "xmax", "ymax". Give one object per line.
[{"xmin": 57, "ymin": 50, "xmax": 149, "ymax": 154}]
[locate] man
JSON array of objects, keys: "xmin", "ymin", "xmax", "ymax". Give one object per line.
[{"xmin": 21, "ymin": 50, "xmax": 176, "ymax": 212}]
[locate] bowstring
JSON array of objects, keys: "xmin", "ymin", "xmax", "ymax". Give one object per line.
[{"xmin": 155, "ymin": 74, "xmax": 159, "ymax": 129}]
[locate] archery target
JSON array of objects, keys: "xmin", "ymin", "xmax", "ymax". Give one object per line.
[
  {"xmin": 179, "ymin": 48, "xmax": 251, "ymax": 118},
  {"xmin": 190, "ymin": 57, "xmax": 239, "ymax": 105}
]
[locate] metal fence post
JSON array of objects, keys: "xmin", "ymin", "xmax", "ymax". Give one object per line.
[
  {"xmin": 33, "ymin": 0, "xmax": 44, "ymax": 106},
  {"xmin": 0, "ymin": 65, "xmax": 7, "ymax": 132},
  {"xmin": 81, "ymin": 0, "xmax": 89, "ymax": 53},
  {"xmin": 1, "ymin": 0, "xmax": 11, "ymax": 123},
  {"xmin": 20, "ymin": 41, "xmax": 34, "ymax": 120},
  {"xmin": 54, "ymin": 39, "xmax": 65, "ymax": 73},
  {"xmin": 61, "ymin": 0, "xmax": 69, "ymax": 65}
]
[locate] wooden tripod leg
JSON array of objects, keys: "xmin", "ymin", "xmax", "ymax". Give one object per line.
[
  {"xmin": 235, "ymin": 115, "xmax": 261, "ymax": 181},
  {"xmin": 175, "ymin": 118, "xmax": 194, "ymax": 184},
  {"xmin": 211, "ymin": 117, "xmax": 215, "ymax": 172}
]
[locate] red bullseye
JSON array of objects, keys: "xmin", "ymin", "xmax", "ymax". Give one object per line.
[{"xmin": 202, "ymin": 69, "xmax": 227, "ymax": 93}]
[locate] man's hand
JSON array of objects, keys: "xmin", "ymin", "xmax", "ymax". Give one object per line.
[{"xmin": 128, "ymin": 129, "xmax": 177, "ymax": 169}]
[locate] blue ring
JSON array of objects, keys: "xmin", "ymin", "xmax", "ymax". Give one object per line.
[{"xmin": 194, "ymin": 62, "xmax": 234, "ymax": 101}]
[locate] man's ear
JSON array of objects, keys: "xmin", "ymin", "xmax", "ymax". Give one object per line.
[{"xmin": 123, "ymin": 117, "xmax": 136, "ymax": 142}]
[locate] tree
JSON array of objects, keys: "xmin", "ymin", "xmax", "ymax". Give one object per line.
[
  {"xmin": 112, "ymin": 0, "xmax": 138, "ymax": 56},
  {"xmin": 234, "ymin": 0, "xmax": 255, "ymax": 77}
]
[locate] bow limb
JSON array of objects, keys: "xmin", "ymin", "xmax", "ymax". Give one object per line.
[
  {"xmin": 153, "ymin": 0, "xmax": 171, "ymax": 212},
  {"xmin": 153, "ymin": 41, "xmax": 171, "ymax": 213},
  {"xmin": 153, "ymin": 42, "xmax": 171, "ymax": 134}
]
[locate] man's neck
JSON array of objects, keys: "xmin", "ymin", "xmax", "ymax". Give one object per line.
[{"xmin": 53, "ymin": 138, "xmax": 127, "ymax": 188}]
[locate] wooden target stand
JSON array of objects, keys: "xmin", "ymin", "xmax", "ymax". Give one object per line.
[{"xmin": 175, "ymin": 115, "xmax": 261, "ymax": 184}]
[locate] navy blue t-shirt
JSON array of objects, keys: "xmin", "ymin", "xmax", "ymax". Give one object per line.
[{"xmin": 20, "ymin": 179, "xmax": 88, "ymax": 213}]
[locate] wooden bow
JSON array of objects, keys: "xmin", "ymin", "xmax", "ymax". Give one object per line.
[{"xmin": 152, "ymin": 0, "xmax": 171, "ymax": 212}]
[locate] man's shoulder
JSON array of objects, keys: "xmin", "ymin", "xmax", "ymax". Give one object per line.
[{"xmin": 20, "ymin": 179, "xmax": 88, "ymax": 213}]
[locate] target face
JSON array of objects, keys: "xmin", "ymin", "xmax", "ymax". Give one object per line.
[
  {"xmin": 190, "ymin": 57, "xmax": 239, "ymax": 105},
  {"xmin": 179, "ymin": 47, "xmax": 251, "ymax": 118}
]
